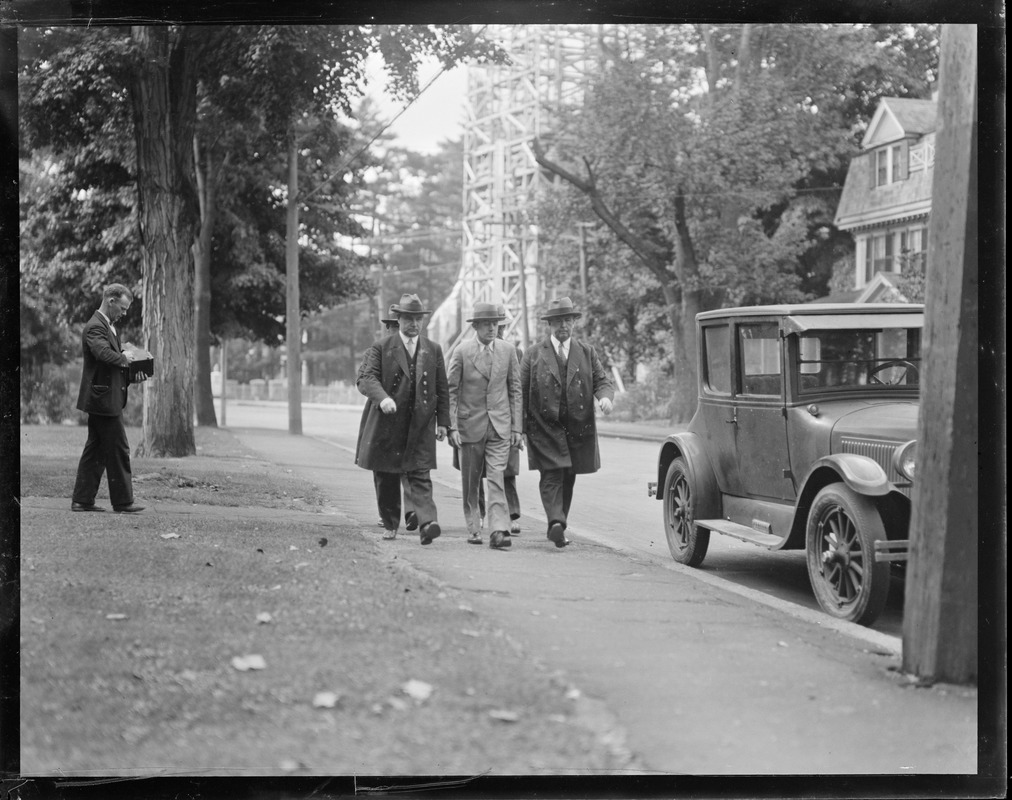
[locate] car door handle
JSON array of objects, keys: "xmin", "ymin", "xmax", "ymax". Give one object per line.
[{"xmin": 725, "ymin": 411, "xmax": 737, "ymax": 424}]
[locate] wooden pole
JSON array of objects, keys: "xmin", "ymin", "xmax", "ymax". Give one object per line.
[
  {"xmin": 285, "ymin": 130, "xmax": 303, "ymax": 436},
  {"xmin": 219, "ymin": 339, "xmax": 227, "ymax": 427},
  {"xmin": 902, "ymin": 24, "xmax": 978, "ymax": 683}
]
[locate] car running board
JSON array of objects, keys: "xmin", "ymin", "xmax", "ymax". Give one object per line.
[{"xmin": 695, "ymin": 519, "xmax": 785, "ymax": 549}]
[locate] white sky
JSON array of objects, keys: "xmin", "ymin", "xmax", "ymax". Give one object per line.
[{"xmin": 364, "ymin": 56, "xmax": 468, "ymax": 154}]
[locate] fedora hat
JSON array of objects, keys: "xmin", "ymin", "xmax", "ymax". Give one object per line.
[
  {"xmin": 380, "ymin": 304, "xmax": 399, "ymax": 325},
  {"xmin": 466, "ymin": 302, "xmax": 506, "ymax": 323},
  {"xmin": 540, "ymin": 296, "xmax": 582, "ymax": 320},
  {"xmin": 392, "ymin": 293, "xmax": 431, "ymax": 315}
]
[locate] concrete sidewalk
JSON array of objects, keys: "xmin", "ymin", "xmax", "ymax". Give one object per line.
[{"xmin": 224, "ymin": 426, "xmax": 976, "ymax": 776}]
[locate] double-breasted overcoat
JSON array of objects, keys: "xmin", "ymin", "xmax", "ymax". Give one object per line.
[
  {"xmin": 356, "ymin": 334, "xmax": 450, "ymax": 473},
  {"xmin": 521, "ymin": 337, "xmax": 614, "ymax": 474}
]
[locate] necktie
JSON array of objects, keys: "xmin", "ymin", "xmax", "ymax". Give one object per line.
[
  {"xmin": 406, "ymin": 338, "xmax": 416, "ymax": 358},
  {"xmin": 559, "ymin": 342, "xmax": 568, "ymax": 361}
]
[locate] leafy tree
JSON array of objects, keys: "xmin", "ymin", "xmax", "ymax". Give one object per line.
[{"xmin": 533, "ymin": 23, "xmax": 938, "ymax": 420}]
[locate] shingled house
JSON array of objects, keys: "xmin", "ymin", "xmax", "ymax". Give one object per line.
[{"xmin": 833, "ymin": 95, "xmax": 937, "ymax": 301}]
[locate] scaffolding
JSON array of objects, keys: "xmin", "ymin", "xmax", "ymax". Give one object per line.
[{"xmin": 427, "ymin": 25, "xmax": 601, "ymax": 354}]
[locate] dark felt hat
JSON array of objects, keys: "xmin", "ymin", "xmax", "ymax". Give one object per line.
[
  {"xmin": 380, "ymin": 304, "xmax": 399, "ymax": 325},
  {"xmin": 466, "ymin": 302, "xmax": 506, "ymax": 323},
  {"xmin": 540, "ymin": 296, "xmax": 582, "ymax": 320},
  {"xmin": 392, "ymin": 293, "xmax": 431, "ymax": 315}
]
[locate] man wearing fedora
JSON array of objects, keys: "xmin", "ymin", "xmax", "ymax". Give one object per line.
[
  {"xmin": 357, "ymin": 304, "xmax": 416, "ymax": 532},
  {"xmin": 356, "ymin": 293, "xmax": 450, "ymax": 545},
  {"xmin": 447, "ymin": 303, "xmax": 523, "ymax": 550},
  {"xmin": 521, "ymin": 296, "xmax": 614, "ymax": 547}
]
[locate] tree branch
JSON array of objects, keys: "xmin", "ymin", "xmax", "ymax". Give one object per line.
[{"xmin": 531, "ymin": 137, "xmax": 670, "ymax": 281}]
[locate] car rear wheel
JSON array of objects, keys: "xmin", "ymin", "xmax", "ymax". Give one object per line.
[
  {"xmin": 806, "ymin": 483, "xmax": 890, "ymax": 626},
  {"xmin": 663, "ymin": 457, "xmax": 710, "ymax": 567}
]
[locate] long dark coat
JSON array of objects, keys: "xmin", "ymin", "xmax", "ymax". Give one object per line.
[
  {"xmin": 521, "ymin": 336, "xmax": 614, "ymax": 474},
  {"xmin": 356, "ymin": 334, "xmax": 450, "ymax": 473},
  {"xmin": 76, "ymin": 312, "xmax": 133, "ymax": 416}
]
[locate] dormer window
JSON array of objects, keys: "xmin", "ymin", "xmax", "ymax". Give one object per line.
[{"xmin": 875, "ymin": 145, "xmax": 902, "ymax": 186}]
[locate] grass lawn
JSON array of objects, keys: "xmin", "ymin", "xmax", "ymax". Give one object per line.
[{"xmin": 18, "ymin": 424, "xmax": 621, "ymax": 777}]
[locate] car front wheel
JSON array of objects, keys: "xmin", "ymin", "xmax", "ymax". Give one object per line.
[
  {"xmin": 663, "ymin": 457, "xmax": 710, "ymax": 567},
  {"xmin": 806, "ymin": 483, "xmax": 890, "ymax": 626}
]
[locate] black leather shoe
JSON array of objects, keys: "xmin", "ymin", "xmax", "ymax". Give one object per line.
[
  {"xmin": 489, "ymin": 530, "xmax": 512, "ymax": 549},
  {"xmin": 72, "ymin": 502, "xmax": 104, "ymax": 512},
  {"xmin": 467, "ymin": 533, "xmax": 482, "ymax": 545},
  {"xmin": 405, "ymin": 511, "xmax": 419, "ymax": 531},
  {"xmin": 420, "ymin": 522, "xmax": 440, "ymax": 545},
  {"xmin": 547, "ymin": 522, "xmax": 567, "ymax": 548},
  {"xmin": 113, "ymin": 504, "xmax": 145, "ymax": 513}
]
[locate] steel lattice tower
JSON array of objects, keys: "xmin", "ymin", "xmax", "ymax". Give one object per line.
[{"xmin": 427, "ymin": 25, "xmax": 601, "ymax": 353}]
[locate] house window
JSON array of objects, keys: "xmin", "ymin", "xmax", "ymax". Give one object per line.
[
  {"xmin": 874, "ymin": 144, "xmax": 905, "ymax": 187},
  {"xmin": 864, "ymin": 232, "xmax": 896, "ymax": 283},
  {"xmin": 899, "ymin": 226, "xmax": 927, "ymax": 273}
]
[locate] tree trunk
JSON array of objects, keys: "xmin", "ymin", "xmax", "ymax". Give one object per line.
[
  {"xmin": 129, "ymin": 26, "xmax": 203, "ymax": 457},
  {"xmin": 285, "ymin": 129, "xmax": 303, "ymax": 435},
  {"xmin": 193, "ymin": 135, "xmax": 218, "ymax": 427}
]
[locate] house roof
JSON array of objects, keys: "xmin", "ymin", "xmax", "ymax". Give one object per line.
[
  {"xmin": 883, "ymin": 97, "xmax": 937, "ymax": 136},
  {"xmin": 862, "ymin": 96, "xmax": 936, "ymax": 148}
]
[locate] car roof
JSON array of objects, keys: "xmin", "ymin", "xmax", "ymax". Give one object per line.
[{"xmin": 696, "ymin": 303, "xmax": 925, "ymax": 322}]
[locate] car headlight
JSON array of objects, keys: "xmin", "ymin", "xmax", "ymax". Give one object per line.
[{"xmin": 892, "ymin": 440, "xmax": 917, "ymax": 481}]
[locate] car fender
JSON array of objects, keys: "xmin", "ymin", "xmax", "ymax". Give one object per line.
[
  {"xmin": 656, "ymin": 433, "xmax": 721, "ymax": 519},
  {"xmin": 803, "ymin": 454, "xmax": 892, "ymax": 498}
]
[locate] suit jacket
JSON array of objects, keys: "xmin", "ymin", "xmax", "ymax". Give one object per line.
[
  {"xmin": 355, "ymin": 334, "xmax": 450, "ymax": 473},
  {"xmin": 447, "ymin": 338, "xmax": 522, "ymax": 444},
  {"xmin": 521, "ymin": 336, "xmax": 614, "ymax": 474},
  {"xmin": 76, "ymin": 312, "xmax": 133, "ymax": 417}
]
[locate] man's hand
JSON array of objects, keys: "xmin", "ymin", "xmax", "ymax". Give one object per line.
[
  {"xmin": 133, "ymin": 372, "xmax": 148, "ymax": 383},
  {"xmin": 379, "ymin": 397, "xmax": 397, "ymax": 414},
  {"xmin": 448, "ymin": 430, "xmax": 461, "ymax": 448},
  {"xmin": 598, "ymin": 397, "xmax": 614, "ymax": 415},
  {"xmin": 435, "ymin": 426, "xmax": 447, "ymax": 442},
  {"xmin": 123, "ymin": 350, "xmax": 137, "ymax": 363},
  {"xmin": 510, "ymin": 431, "xmax": 523, "ymax": 448}
]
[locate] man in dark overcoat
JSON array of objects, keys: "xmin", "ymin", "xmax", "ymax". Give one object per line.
[
  {"xmin": 358, "ymin": 304, "xmax": 416, "ymax": 531},
  {"xmin": 71, "ymin": 283, "xmax": 147, "ymax": 513},
  {"xmin": 356, "ymin": 293, "xmax": 450, "ymax": 545},
  {"xmin": 521, "ymin": 297, "xmax": 614, "ymax": 547}
]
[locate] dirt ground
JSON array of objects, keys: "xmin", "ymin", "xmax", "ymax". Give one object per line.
[{"xmin": 17, "ymin": 424, "xmax": 627, "ymax": 777}]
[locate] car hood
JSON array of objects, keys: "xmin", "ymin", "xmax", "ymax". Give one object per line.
[{"xmin": 831, "ymin": 402, "xmax": 919, "ymax": 443}]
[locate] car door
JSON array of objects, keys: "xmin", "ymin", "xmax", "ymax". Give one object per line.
[
  {"xmin": 697, "ymin": 320, "xmax": 744, "ymax": 496},
  {"xmin": 733, "ymin": 321, "xmax": 796, "ymax": 502}
]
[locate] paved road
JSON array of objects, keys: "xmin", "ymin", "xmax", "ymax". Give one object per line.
[{"xmin": 220, "ymin": 401, "xmax": 904, "ymax": 641}]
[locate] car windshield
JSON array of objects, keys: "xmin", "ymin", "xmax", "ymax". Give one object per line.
[{"xmin": 796, "ymin": 328, "xmax": 921, "ymax": 392}]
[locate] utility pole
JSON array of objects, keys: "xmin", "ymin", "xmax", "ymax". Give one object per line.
[
  {"xmin": 219, "ymin": 339, "xmax": 228, "ymax": 427},
  {"xmin": 577, "ymin": 221, "xmax": 593, "ymax": 297},
  {"xmin": 285, "ymin": 131, "xmax": 303, "ymax": 436},
  {"xmin": 902, "ymin": 24, "xmax": 978, "ymax": 684}
]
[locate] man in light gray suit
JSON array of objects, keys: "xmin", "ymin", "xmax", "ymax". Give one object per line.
[{"xmin": 447, "ymin": 303, "xmax": 523, "ymax": 550}]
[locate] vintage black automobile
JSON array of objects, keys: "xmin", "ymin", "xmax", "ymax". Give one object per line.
[{"xmin": 650, "ymin": 303, "xmax": 922, "ymax": 625}]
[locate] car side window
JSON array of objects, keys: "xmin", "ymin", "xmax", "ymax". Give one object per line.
[
  {"xmin": 703, "ymin": 325, "xmax": 731, "ymax": 395},
  {"xmin": 739, "ymin": 323, "xmax": 781, "ymax": 396}
]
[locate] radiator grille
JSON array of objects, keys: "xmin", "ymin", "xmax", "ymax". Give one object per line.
[{"xmin": 841, "ymin": 437, "xmax": 911, "ymax": 496}]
